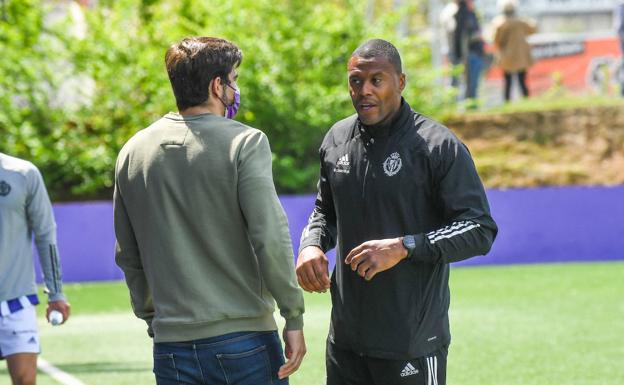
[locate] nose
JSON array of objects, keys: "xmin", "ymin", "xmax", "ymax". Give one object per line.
[{"xmin": 360, "ymin": 80, "xmax": 374, "ymax": 96}]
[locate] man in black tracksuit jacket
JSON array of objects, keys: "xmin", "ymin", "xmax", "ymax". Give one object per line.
[{"xmin": 296, "ymin": 39, "xmax": 497, "ymax": 385}]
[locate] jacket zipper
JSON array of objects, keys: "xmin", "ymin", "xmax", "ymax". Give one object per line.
[
  {"xmin": 362, "ymin": 160, "xmax": 369, "ymax": 199},
  {"xmin": 361, "ymin": 138, "xmax": 373, "ymax": 199},
  {"xmin": 358, "ymin": 136, "xmax": 373, "ymax": 355}
]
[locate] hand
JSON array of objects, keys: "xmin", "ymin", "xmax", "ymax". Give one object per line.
[
  {"xmin": 46, "ymin": 300, "xmax": 71, "ymax": 325},
  {"xmin": 345, "ymin": 238, "xmax": 408, "ymax": 281},
  {"xmin": 296, "ymin": 246, "xmax": 330, "ymax": 293},
  {"xmin": 278, "ymin": 329, "xmax": 306, "ymax": 379}
]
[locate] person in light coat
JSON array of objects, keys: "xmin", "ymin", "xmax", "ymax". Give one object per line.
[{"xmin": 493, "ymin": 0, "xmax": 537, "ymax": 101}]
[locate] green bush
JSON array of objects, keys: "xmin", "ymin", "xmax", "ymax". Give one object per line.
[{"xmin": 0, "ymin": 0, "xmax": 451, "ymax": 199}]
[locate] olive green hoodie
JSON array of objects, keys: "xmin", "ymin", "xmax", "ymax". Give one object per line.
[{"xmin": 114, "ymin": 112, "xmax": 304, "ymax": 343}]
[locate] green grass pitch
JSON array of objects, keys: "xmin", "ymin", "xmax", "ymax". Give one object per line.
[{"xmin": 1, "ymin": 262, "xmax": 623, "ymax": 384}]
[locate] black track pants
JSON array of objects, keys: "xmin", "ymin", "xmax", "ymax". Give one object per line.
[{"xmin": 326, "ymin": 341, "xmax": 448, "ymax": 385}]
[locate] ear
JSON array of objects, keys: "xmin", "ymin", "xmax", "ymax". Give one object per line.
[
  {"xmin": 399, "ymin": 73, "xmax": 406, "ymax": 92},
  {"xmin": 209, "ymin": 76, "xmax": 224, "ymax": 99}
]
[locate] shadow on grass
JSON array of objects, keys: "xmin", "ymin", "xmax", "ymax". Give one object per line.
[{"xmin": 46, "ymin": 361, "xmax": 150, "ymax": 374}]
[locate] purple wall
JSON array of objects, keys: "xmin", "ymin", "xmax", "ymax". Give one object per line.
[
  {"xmin": 49, "ymin": 202, "xmax": 124, "ymax": 282},
  {"xmin": 36, "ymin": 186, "xmax": 624, "ymax": 283},
  {"xmin": 456, "ymin": 186, "xmax": 624, "ymax": 266}
]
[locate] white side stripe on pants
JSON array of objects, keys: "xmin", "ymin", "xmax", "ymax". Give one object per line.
[
  {"xmin": 427, "ymin": 357, "xmax": 432, "ymax": 385},
  {"xmin": 427, "ymin": 356, "xmax": 438, "ymax": 385}
]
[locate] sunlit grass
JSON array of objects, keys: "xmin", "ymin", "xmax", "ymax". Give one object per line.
[{"xmin": 1, "ymin": 262, "xmax": 622, "ymax": 384}]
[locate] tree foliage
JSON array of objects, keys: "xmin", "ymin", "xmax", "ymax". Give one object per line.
[{"xmin": 0, "ymin": 0, "xmax": 450, "ymax": 199}]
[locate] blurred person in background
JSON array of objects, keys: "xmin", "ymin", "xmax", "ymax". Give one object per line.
[
  {"xmin": 440, "ymin": 0, "xmax": 460, "ymax": 87},
  {"xmin": 493, "ymin": 0, "xmax": 537, "ymax": 101},
  {"xmin": 454, "ymin": 0, "xmax": 486, "ymax": 104},
  {"xmin": 114, "ymin": 37, "xmax": 305, "ymax": 385},
  {"xmin": 296, "ymin": 39, "xmax": 497, "ymax": 385},
  {"xmin": 615, "ymin": 0, "xmax": 624, "ymax": 95},
  {"xmin": 0, "ymin": 152, "xmax": 70, "ymax": 385}
]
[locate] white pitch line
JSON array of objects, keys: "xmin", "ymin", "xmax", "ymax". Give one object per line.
[{"xmin": 38, "ymin": 358, "xmax": 86, "ymax": 385}]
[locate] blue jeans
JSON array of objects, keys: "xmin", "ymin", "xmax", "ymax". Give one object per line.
[
  {"xmin": 153, "ymin": 331, "xmax": 287, "ymax": 385},
  {"xmin": 466, "ymin": 52, "xmax": 483, "ymax": 99}
]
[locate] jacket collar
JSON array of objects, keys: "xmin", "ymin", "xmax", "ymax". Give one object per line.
[{"xmin": 357, "ymin": 97, "xmax": 412, "ymax": 140}]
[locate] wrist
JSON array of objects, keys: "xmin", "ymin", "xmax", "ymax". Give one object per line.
[
  {"xmin": 298, "ymin": 243, "xmax": 323, "ymax": 256},
  {"xmin": 302, "ymin": 245, "xmax": 323, "ymax": 253}
]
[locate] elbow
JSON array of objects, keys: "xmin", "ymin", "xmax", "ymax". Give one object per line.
[
  {"xmin": 477, "ymin": 226, "xmax": 497, "ymax": 256},
  {"xmin": 478, "ymin": 240, "xmax": 494, "ymax": 257}
]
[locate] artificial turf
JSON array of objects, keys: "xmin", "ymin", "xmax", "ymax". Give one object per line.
[{"xmin": 1, "ymin": 261, "xmax": 622, "ymax": 385}]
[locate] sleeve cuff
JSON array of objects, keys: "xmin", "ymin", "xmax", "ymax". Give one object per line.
[
  {"xmin": 284, "ymin": 315, "xmax": 304, "ymax": 331},
  {"xmin": 298, "ymin": 241, "xmax": 323, "ymax": 256},
  {"xmin": 146, "ymin": 318, "xmax": 154, "ymax": 337},
  {"xmin": 48, "ymin": 293, "xmax": 66, "ymax": 302},
  {"xmin": 408, "ymin": 233, "xmax": 433, "ymax": 263}
]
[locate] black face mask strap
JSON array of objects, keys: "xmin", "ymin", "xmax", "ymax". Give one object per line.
[{"xmin": 215, "ymin": 76, "xmax": 230, "ymax": 109}]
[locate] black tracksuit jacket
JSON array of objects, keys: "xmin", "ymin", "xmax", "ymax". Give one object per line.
[{"xmin": 299, "ymin": 99, "xmax": 498, "ymax": 360}]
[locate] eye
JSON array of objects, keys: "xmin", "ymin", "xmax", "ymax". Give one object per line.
[
  {"xmin": 349, "ymin": 77, "xmax": 361, "ymax": 86},
  {"xmin": 372, "ymin": 77, "xmax": 382, "ymax": 85}
]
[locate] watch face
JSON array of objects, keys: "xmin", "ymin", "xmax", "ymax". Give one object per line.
[{"xmin": 404, "ymin": 235, "xmax": 416, "ymax": 249}]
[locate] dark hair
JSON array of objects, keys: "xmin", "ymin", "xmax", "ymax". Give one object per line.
[
  {"xmin": 352, "ymin": 39, "xmax": 402, "ymax": 74},
  {"xmin": 165, "ymin": 37, "xmax": 242, "ymax": 111}
]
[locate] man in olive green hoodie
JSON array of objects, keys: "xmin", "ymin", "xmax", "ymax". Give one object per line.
[{"xmin": 114, "ymin": 37, "xmax": 306, "ymax": 385}]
